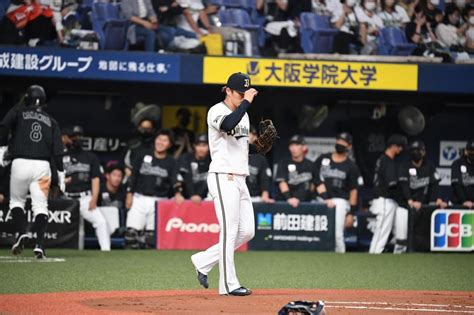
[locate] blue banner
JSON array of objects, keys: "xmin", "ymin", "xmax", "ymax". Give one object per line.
[{"xmin": 0, "ymin": 46, "xmax": 181, "ymax": 82}]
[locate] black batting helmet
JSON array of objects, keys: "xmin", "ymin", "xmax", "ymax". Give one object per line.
[{"xmin": 25, "ymin": 85, "xmax": 46, "ymax": 107}]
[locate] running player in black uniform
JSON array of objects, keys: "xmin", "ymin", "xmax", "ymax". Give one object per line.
[
  {"xmin": 178, "ymin": 134, "xmax": 211, "ymax": 203},
  {"xmin": 247, "ymin": 126, "xmax": 274, "ymax": 203},
  {"xmin": 313, "ymin": 132, "xmax": 362, "ymax": 253},
  {"xmin": 276, "ymin": 135, "xmax": 313, "ymax": 208},
  {"xmin": 451, "ymin": 140, "xmax": 474, "ymax": 209},
  {"xmin": 394, "ymin": 140, "xmax": 447, "ymax": 253},
  {"xmin": 125, "ymin": 129, "xmax": 184, "ymax": 248},
  {"xmin": 62, "ymin": 126, "xmax": 110, "ymax": 251},
  {"xmin": 0, "ymin": 85, "xmax": 64, "ymax": 259},
  {"xmin": 369, "ymin": 134, "xmax": 407, "ymax": 254}
]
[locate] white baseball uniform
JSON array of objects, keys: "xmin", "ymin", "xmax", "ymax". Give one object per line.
[
  {"xmin": 126, "ymin": 193, "xmax": 165, "ymax": 231},
  {"xmin": 368, "ymin": 197, "xmax": 398, "ymax": 254},
  {"xmin": 9, "ymin": 158, "xmax": 51, "ymax": 217},
  {"xmin": 191, "ymin": 101, "xmax": 255, "ymax": 295},
  {"xmin": 74, "ymin": 194, "xmax": 111, "ymax": 251}
]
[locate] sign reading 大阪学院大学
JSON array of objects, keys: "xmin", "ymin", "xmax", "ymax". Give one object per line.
[
  {"xmin": 203, "ymin": 57, "xmax": 418, "ymax": 91},
  {"xmin": 0, "ymin": 47, "xmax": 180, "ymax": 82}
]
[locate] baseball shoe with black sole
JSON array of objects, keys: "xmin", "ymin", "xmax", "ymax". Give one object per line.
[
  {"xmin": 228, "ymin": 287, "xmax": 252, "ymax": 296},
  {"xmin": 33, "ymin": 245, "xmax": 46, "ymax": 260},
  {"xmin": 196, "ymin": 270, "xmax": 209, "ymax": 289},
  {"xmin": 191, "ymin": 256, "xmax": 209, "ymax": 289},
  {"xmin": 11, "ymin": 234, "xmax": 31, "ymax": 256}
]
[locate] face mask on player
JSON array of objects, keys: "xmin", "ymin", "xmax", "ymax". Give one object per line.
[
  {"xmin": 335, "ymin": 144, "xmax": 348, "ymax": 154},
  {"xmin": 410, "ymin": 150, "xmax": 423, "ymax": 162},
  {"xmin": 67, "ymin": 139, "xmax": 82, "ymax": 151}
]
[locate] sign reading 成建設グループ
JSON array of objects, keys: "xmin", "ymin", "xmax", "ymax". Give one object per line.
[
  {"xmin": 0, "ymin": 199, "xmax": 80, "ymax": 248},
  {"xmin": 203, "ymin": 57, "xmax": 418, "ymax": 91},
  {"xmin": 0, "ymin": 47, "xmax": 180, "ymax": 82},
  {"xmin": 431, "ymin": 209, "xmax": 474, "ymax": 252},
  {"xmin": 250, "ymin": 202, "xmax": 335, "ymax": 251}
]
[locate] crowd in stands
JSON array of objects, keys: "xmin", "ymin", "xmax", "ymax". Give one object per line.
[{"xmin": 1, "ymin": 0, "xmax": 473, "ymax": 59}]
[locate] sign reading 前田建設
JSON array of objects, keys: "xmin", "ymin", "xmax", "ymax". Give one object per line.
[{"xmin": 203, "ymin": 57, "xmax": 418, "ymax": 91}]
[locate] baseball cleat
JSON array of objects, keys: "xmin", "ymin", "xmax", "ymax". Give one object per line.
[
  {"xmin": 228, "ymin": 287, "xmax": 252, "ymax": 296},
  {"xmin": 33, "ymin": 245, "xmax": 46, "ymax": 259},
  {"xmin": 191, "ymin": 256, "xmax": 209, "ymax": 289},
  {"xmin": 12, "ymin": 234, "xmax": 31, "ymax": 256},
  {"xmin": 196, "ymin": 270, "xmax": 209, "ymax": 289}
]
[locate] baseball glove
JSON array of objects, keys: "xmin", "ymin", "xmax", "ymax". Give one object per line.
[
  {"xmin": 255, "ymin": 119, "xmax": 277, "ymax": 154},
  {"xmin": 278, "ymin": 300, "xmax": 326, "ymax": 315}
]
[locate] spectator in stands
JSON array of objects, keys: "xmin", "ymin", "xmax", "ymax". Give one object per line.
[
  {"xmin": 405, "ymin": 5, "xmax": 440, "ymax": 54},
  {"xmin": 398, "ymin": 0, "xmax": 418, "ymax": 20},
  {"xmin": 0, "ymin": 0, "xmax": 62, "ymax": 45},
  {"xmin": 275, "ymin": 135, "xmax": 314, "ymax": 208},
  {"xmin": 311, "ymin": 0, "xmax": 332, "ymax": 16},
  {"xmin": 332, "ymin": 0, "xmax": 368, "ymax": 54},
  {"xmin": 37, "ymin": 0, "xmax": 65, "ymax": 42},
  {"xmin": 98, "ymin": 163, "xmax": 130, "ymax": 237},
  {"xmin": 175, "ymin": 0, "xmax": 214, "ymax": 38},
  {"xmin": 151, "ymin": 0, "xmax": 200, "ymax": 50},
  {"xmin": 462, "ymin": 5, "xmax": 474, "ymax": 50},
  {"xmin": 355, "ymin": 0, "xmax": 383, "ymax": 54},
  {"xmin": 436, "ymin": 4, "xmax": 467, "ymax": 49},
  {"xmin": 172, "ymin": 107, "xmax": 195, "ymax": 159},
  {"xmin": 178, "ymin": 133, "xmax": 210, "ymax": 203},
  {"xmin": 121, "ymin": 0, "xmax": 161, "ymax": 52},
  {"xmin": 450, "ymin": 140, "xmax": 474, "ymax": 209},
  {"xmin": 247, "ymin": 126, "xmax": 274, "ymax": 203},
  {"xmin": 378, "ymin": 0, "xmax": 410, "ymax": 28},
  {"xmin": 264, "ymin": 0, "xmax": 312, "ymax": 53}
]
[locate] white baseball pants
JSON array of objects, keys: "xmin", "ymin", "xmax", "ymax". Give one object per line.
[
  {"xmin": 191, "ymin": 173, "xmax": 255, "ymax": 295},
  {"xmin": 78, "ymin": 195, "xmax": 110, "ymax": 251},
  {"xmin": 369, "ymin": 197, "xmax": 398, "ymax": 254},
  {"xmin": 332, "ymin": 198, "xmax": 350, "ymax": 253},
  {"xmin": 126, "ymin": 193, "xmax": 164, "ymax": 231},
  {"xmin": 393, "ymin": 206, "xmax": 409, "ymax": 254},
  {"xmin": 10, "ymin": 158, "xmax": 51, "ymax": 217}
]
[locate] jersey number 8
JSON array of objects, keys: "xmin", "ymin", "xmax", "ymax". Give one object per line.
[{"xmin": 30, "ymin": 122, "xmax": 43, "ymax": 143}]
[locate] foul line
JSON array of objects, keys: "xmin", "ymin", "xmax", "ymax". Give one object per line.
[
  {"xmin": 326, "ymin": 301, "xmax": 474, "ymax": 309},
  {"xmin": 0, "ymin": 256, "xmax": 66, "ymax": 263},
  {"xmin": 325, "ymin": 305, "xmax": 474, "ymax": 313}
]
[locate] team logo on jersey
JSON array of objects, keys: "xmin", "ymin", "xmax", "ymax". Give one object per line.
[
  {"xmin": 431, "ymin": 210, "xmax": 474, "ymax": 252},
  {"xmin": 227, "ymin": 124, "xmax": 249, "ymax": 139}
]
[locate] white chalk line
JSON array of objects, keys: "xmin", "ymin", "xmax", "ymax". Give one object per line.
[
  {"xmin": 326, "ymin": 301, "xmax": 474, "ymax": 309},
  {"xmin": 0, "ymin": 256, "xmax": 65, "ymax": 263},
  {"xmin": 325, "ymin": 305, "xmax": 474, "ymax": 313}
]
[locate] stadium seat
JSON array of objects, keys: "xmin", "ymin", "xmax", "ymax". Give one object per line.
[
  {"xmin": 300, "ymin": 12, "xmax": 338, "ymax": 54},
  {"xmin": 0, "ymin": 0, "xmax": 10, "ymax": 22},
  {"xmin": 378, "ymin": 27, "xmax": 416, "ymax": 56},
  {"xmin": 218, "ymin": 8, "xmax": 259, "ymax": 31},
  {"xmin": 92, "ymin": 2, "xmax": 129, "ymax": 50}
]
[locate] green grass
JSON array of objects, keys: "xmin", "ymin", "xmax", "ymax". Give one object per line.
[{"xmin": 0, "ymin": 249, "xmax": 472, "ymax": 294}]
